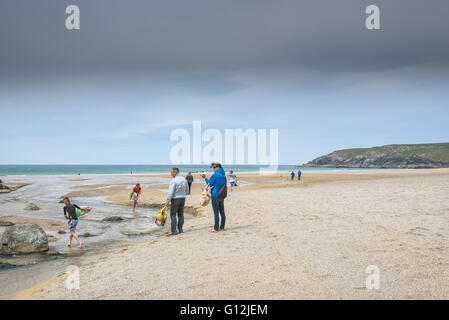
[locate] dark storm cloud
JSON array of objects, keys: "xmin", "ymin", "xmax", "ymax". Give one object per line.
[{"xmin": 1, "ymin": 0, "xmax": 449, "ymax": 75}]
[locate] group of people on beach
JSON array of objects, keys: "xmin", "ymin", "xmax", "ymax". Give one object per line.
[
  {"xmin": 63, "ymin": 163, "xmax": 237, "ymax": 247},
  {"xmin": 163, "ymin": 163, "xmax": 231, "ymax": 235},
  {"xmin": 291, "ymin": 169, "xmax": 302, "ymax": 181}
]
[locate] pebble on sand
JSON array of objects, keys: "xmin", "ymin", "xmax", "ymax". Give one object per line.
[{"xmin": 24, "ymin": 203, "xmax": 41, "ymax": 211}]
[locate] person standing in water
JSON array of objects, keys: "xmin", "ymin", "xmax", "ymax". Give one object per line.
[
  {"xmin": 63, "ymin": 197, "xmax": 83, "ymax": 248},
  {"xmin": 165, "ymin": 168, "xmax": 189, "ymax": 235},
  {"xmin": 133, "ymin": 183, "xmax": 142, "ymax": 213},
  {"xmin": 291, "ymin": 170, "xmax": 295, "ymax": 181},
  {"xmin": 186, "ymin": 172, "xmax": 194, "ymax": 195},
  {"xmin": 228, "ymin": 170, "xmax": 237, "ymax": 192}
]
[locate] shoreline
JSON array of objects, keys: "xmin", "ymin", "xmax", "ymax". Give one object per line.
[
  {"xmin": 0, "ymin": 166, "xmax": 413, "ymax": 178},
  {"xmin": 7, "ymin": 168, "xmax": 449, "ymax": 299}
]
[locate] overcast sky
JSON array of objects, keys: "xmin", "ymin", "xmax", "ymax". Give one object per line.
[{"xmin": 1, "ymin": 0, "xmax": 449, "ymax": 164}]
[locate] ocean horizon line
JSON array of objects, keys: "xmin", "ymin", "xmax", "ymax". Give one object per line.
[
  {"xmin": 0, "ymin": 164, "xmax": 298, "ymax": 166},
  {"xmin": 0, "ymin": 164, "xmax": 382, "ymax": 177},
  {"xmin": 0, "ymin": 164, "xmax": 301, "ymax": 176}
]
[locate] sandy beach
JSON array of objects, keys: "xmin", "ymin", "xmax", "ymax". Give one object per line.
[{"xmin": 5, "ymin": 168, "xmax": 447, "ymax": 300}]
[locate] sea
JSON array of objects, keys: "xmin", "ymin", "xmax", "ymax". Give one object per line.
[{"xmin": 0, "ymin": 164, "xmax": 381, "ymax": 176}]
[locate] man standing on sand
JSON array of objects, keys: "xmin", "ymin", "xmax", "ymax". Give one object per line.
[
  {"xmin": 165, "ymin": 168, "xmax": 189, "ymax": 236},
  {"xmin": 132, "ymin": 183, "xmax": 142, "ymax": 213},
  {"xmin": 291, "ymin": 170, "xmax": 295, "ymax": 181},
  {"xmin": 201, "ymin": 162, "xmax": 227, "ymax": 233},
  {"xmin": 298, "ymin": 169, "xmax": 302, "ymax": 181},
  {"xmin": 186, "ymin": 172, "xmax": 194, "ymax": 195}
]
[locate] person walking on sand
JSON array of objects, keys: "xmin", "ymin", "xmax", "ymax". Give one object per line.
[
  {"xmin": 201, "ymin": 162, "xmax": 227, "ymax": 233},
  {"xmin": 186, "ymin": 172, "xmax": 194, "ymax": 195},
  {"xmin": 291, "ymin": 170, "xmax": 295, "ymax": 181},
  {"xmin": 228, "ymin": 170, "xmax": 237, "ymax": 192},
  {"xmin": 63, "ymin": 197, "xmax": 83, "ymax": 248},
  {"xmin": 297, "ymin": 168, "xmax": 302, "ymax": 181},
  {"xmin": 165, "ymin": 168, "xmax": 189, "ymax": 236},
  {"xmin": 132, "ymin": 183, "xmax": 142, "ymax": 213}
]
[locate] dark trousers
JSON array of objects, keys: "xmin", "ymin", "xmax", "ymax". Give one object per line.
[
  {"xmin": 298, "ymin": 175, "xmax": 301, "ymax": 181},
  {"xmin": 170, "ymin": 198, "xmax": 185, "ymax": 234},
  {"xmin": 188, "ymin": 182, "xmax": 192, "ymax": 194},
  {"xmin": 212, "ymin": 197, "xmax": 226, "ymax": 231}
]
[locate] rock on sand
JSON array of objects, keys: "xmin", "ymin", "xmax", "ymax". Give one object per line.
[
  {"xmin": 25, "ymin": 203, "xmax": 40, "ymax": 211},
  {"xmin": 102, "ymin": 216, "xmax": 125, "ymax": 222},
  {"xmin": 1, "ymin": 224, "xmax": 49, "ymax": 254}
]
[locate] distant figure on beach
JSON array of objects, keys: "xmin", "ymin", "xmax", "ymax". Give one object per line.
[
  {"xmin": 201, "ymin": 162, "xmax": 227, "ymax": 233},
  {"xmin": 165, "ymin": 168, "xmax": 189, "ymax": 235},
  {"xmin": 291, "ymin": 170, "xmax": 295, "ymax": 181},
  {"xmin": 133, "ymin": 183, "xmax": 142, "ymax": 213},
  {"xmin": 63, "ymin": 197, "xmax": 83, "ymax": 248},
  {"xmin": 228, "ymin": 170, "xmax": 237, "ymax": 192},
  {"xmin": 186, "ymin": 172, "xmax": 194, "ymax": 195},
  {"xmin": 298, "ymin": 169, "xmax": 302, "ymax": 181}
]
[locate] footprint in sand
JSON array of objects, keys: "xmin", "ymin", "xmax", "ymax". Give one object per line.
[
  {"xmin": 429, "ymin": 246, "xmax": 444, "ymax": 252},
  {"xmin": 407, "ymin": 226, "xmax": 428, "ymax": 236}
]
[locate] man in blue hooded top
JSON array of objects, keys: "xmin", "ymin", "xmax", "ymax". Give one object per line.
[{"xmin": 201, "ymin": 162, "xmax": 227, "ymax": 233}]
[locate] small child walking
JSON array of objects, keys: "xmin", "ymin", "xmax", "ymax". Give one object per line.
[
  {"xmin": 63, "ymin": 197, "xmax": 83, "ymax": 248},
  {"xmin": 132, "ymin": 183, "xmax": 142, "ymax": 213}
]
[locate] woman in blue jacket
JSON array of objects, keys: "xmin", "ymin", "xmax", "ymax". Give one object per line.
[{"xmin": 201, "ymin": 162, "xmax": 226, "ymax": 233}]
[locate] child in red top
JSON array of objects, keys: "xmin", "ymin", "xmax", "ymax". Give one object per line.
[{"xmin": 133, "ymin": 183, "xmax": 142, "ymax": 213}]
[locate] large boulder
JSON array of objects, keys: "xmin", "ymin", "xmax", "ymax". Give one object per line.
[
  {"xmin": 1, "ymin": 224, "xmax": 49, "ymax": 254},
  {"xmin": 25, "ymin": 203, "xmax": 40, "ymax": 211}
]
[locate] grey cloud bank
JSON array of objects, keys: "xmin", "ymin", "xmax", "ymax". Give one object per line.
[
  {"xmin": 1, "ymin": 0, "xmax": 449, "ymax": 75},
  {"xmin": 1, "ymin": 1, "xmax": 448, "ymax": 164}
]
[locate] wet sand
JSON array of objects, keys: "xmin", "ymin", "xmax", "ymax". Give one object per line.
[
  {"xmin": 0, "ymin": 183, "xmax": 28, "ymax": 194},
  {"xmin": 0, "ymin": 175, "xmax": 177, "ymax": 299},
  {"xmin": 9, "ymin": 169, "xmax": 449, "ymax": 299}
]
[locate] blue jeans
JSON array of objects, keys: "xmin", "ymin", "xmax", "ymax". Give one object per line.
[{"xmin": 212, "ymin": 197, "xmax": 226, "ymax": 231}]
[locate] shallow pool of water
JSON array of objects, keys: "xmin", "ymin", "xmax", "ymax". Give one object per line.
[{"xmin": 0, "ymin": 174, "xmax": 192, "ymax": 299}]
